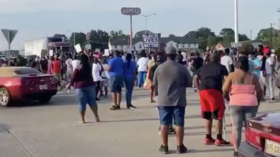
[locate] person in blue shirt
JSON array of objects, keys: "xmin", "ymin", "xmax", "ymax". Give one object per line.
[
  {"xmin": 248, "ymin": 52, "xmax": 261, "ymax": 78},
  {"xmin": 123, "ymin": 53, "xmax": 137, "ymax": 109},
  {"xmin": 107, "ymin": 50, "xmax": 124, "ymax": 110}
]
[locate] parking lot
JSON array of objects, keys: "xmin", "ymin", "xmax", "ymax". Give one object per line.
[{"xmin": 0, "ymin": 89, "xmax": 279, "ymax": 157}]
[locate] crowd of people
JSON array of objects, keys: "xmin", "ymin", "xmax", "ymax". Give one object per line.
[{"xmin": 1, "ymin": 44, "xmax": 279, "ymax": 156}]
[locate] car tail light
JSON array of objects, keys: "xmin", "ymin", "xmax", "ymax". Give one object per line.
[{"xmin": 245, "ymin": 127, "xmax": 262, "ymax": 150}]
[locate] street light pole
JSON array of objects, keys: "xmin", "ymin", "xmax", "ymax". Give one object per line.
[
  {"xmin": 234, "ymin": 0, "xmax": 239, "ymax": 44},
  {"xmin": 141, "ymin": 13, "xmax": 156, "ymax": 34},
  {"xmin": 277, "ymin": 8, "xmax": 280, "ymax": 42}
]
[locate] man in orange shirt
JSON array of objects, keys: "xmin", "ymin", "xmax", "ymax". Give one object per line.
[{"xmin": 53, "ymin": 55, "xmax": 62, "ymax": 88}]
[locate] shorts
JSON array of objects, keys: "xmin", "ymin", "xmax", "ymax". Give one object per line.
[
  {"xmin": 75, "ymin": 85, "xmax": 97, "ymax": 111},
  {"xmin": 109, "ymin": 75, "xmax": 123, "ymax": 93},
  {"xmin": 158, "ymin": 106, "xmax": 185, "ymax": 127},
  {"xmin": 199, "ymin": 89, "xmax": 225, "ymax": 120}
]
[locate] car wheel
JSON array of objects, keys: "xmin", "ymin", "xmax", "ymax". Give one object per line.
[
  {"xmin": 38, "ymin": 96, "xmax": 52, "ymax": 104},
  {"xmin": 0, "ymin": 87, "xmax": 11, "ymax": 107}
]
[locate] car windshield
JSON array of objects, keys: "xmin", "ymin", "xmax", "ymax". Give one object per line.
[{"xmin": 14, "ymin": 68, "xmax": 41, "ymax": 75}]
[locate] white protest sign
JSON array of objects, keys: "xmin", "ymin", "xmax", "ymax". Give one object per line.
[
  {"xmin": 142, "ymin": 33, "xmax": 160, "ymax": 48},
  {"xmin": 49, "ymin": 50, "xmax": 53, "ymax": 56},
  {"xmin": 95, "ymin": 48, "xmax": 100, "ymax": 52},
  {"xmin": 104, "ymin": 49, "xmax": 110, "ymax": 56},
  {"xmin": 74, "ymin": 44, "xmax": 82, "ymax": 53}
]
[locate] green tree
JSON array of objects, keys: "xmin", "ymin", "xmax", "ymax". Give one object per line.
[
  {"xmin": 169, "ymin": 34, "xmax": 176, "ymax": 37},
  {"xmin": 134, "ymin": 30, "xmax": 153, "ymax": 38},
  {"xmin": 196, "ymin": 27, "xmax": 216, "ymax": 49},
  {"xmin": 109, "ymin": 30, "xmax": 128, "ymax": 40},
  {"xmin": 185, "ymin": 30, "xmax": 197, "ymax": 38},
  {"xmin": 53, "ymin": 34, "xmax": 69, "ymax": 42},
  {"xmin": 256, "ymin": 28, "xmax": 279, "ymax": 47},
  {"xmin": 69, "ymin": 32, "xmax": 86, "ymax": 46},
  {"xmin": 89, "ymin": 29, "xmax": 110, "ymax": 44}
]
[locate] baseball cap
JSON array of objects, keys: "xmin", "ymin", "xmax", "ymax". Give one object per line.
[
  {"xmin": 263, "ymin": 47, "xmax": 270, "ymax": 54},
  {"xmin": 166, "ymin": 46, "xmax": 177, "ymax": 55}
]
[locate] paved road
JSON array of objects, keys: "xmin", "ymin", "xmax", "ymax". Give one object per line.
[{"xmin": 0, "ymin": 88, "xmax": 279, "ymax": 157}]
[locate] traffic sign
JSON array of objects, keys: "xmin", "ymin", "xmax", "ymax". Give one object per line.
[
  {"xmin": 1, "ymin": 29, "xmax": 18, "ymax": 44},
  {"xmin": 85, "ymin": 44, "xmax": 91, "ymax": 50},
  {"xmin": 86, "ymin": 32, "xmax": 90, "ymax": 40},
  {"xmin": 121, "ymin": 7, "xmax": 141, "ymax": 15}
]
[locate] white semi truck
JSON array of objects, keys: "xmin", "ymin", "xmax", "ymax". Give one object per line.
[{"xmin": 24, "ymin": 37, "xmax": 71, "ymax": 57}]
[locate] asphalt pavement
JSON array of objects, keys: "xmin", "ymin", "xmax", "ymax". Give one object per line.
[{"xmin": 0, "ymin": 88, "xmax": 279, "ymax": 157}]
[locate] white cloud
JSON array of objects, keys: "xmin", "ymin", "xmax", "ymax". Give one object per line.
[{"xmin": 0, "ymin": 0, "xmax": 185, "ymax": 13}]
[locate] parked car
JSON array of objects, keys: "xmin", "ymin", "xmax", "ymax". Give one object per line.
[
  {"xmin": 0, "ymin": 67, "xmax": 58, "ymax": 106},
  {"xmin": 238, "ymin": 112, "xmax": 280, "ymax": 157}
]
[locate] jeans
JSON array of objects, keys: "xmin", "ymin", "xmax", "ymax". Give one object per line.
[
  {"xmin": 137, "ymin": 71, "xmax": 147, "ymax": 87},
  {"xmin": 229, "ymin": 106, "xmax": 258, "ymax": 149},
  {"xmin": 124, "ymin": 77, "xmax": 134, "ymax": 105},
  {"xmin": 75, "ymin": 85, "xmax": 97, "ymax": 111},
  {"xmin": 265, "ymin": 74, "xmax": 274, "ymax": 99}
]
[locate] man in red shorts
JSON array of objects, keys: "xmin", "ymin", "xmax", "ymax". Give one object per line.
[{"xmin": 194, "ymin": 52, "xmax": 230, "ymax": 146}]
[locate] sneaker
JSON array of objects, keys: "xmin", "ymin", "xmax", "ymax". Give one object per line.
[
  {"xmin": 233, "ymin": 151, "xmax": 238, "ymax": 157},
  {"xmin": 159, "ymin": 145, "xmax": 168, "ymax": 154},
  {"xmin": 215, "ymin": 138, "xmax": 230, "ymax": 146},
  {"xmin": 168, "ymin": 127, "xmax": 176, "ymax": 134},
  {"xmin": 204, "ymin": 137, "xmax": 215, "ymax": 145},
  {"xmin": 177, "ymin": 145, "xmax": 187, "ymax": 154}
]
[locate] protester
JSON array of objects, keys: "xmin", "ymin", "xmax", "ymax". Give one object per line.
[
  {"xmin": 72, "ymin": 55, "xmax": 80, "ymax": 71},
  {"xmin": 144, "ymin": 52, "xmax": 155, "ymax": 90},
  {"xmin": 190, "ymin": 52, "xmax": 203, "ymax": 92},
  {"xmin": 67, "ymin": 54, "xmax": 99, "ymax": 123},
  {"xmin": 107, "ymin": 50, "xmax": 124, "ymax": 110},
  {"xmin": 53, "ymin": 55, "xmax": 62, "ymax": 88},
  {"xmin": 263, "ymin": 48, "xmax": 276, "ymax": 102},
  {"xmin": 153, "ymin": 46, "xmax": 192, "ymax": 154},
  {"xmin": 137, "ymin": 50, "xmax": 148, "ymax": 87},
  {"xmin": 92, "ymin": 57, "xmax": 102, "ymax": 101},
  {"xmin": 123, "ymin": 53, "xmax": 136, "ymax": 109},
  {"xmin": 47, "ymin": 56, "xmax": 53, "ymax": 74},
  {"xmin": 222, "ymin": 56, "xmax": 262, "ymax": 156},
  {"xmin": 65, "ymin": 55, "xmax": 73, "ymax": 83},
  {"xmin": 248, "ymin": 52, "xmax": 261, "ymax": 78},
  {"xmin": 221, "ymin": 48, "xmax": 234, "ymax": 73},
  {"xmin": 40, "ymin": 56, "xmax": 48, "ymax": 73},
  {"xmin": 194, "ymin": 52, "xmax": 230, "ymax": 146},
  {"xmin": 100, "ymin": 58, "xmax": 109, "ymax": 98}
]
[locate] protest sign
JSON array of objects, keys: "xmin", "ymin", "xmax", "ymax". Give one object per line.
[{"xmin": 142, "ymin": 33, "xmax": 161, "ymax": 48}]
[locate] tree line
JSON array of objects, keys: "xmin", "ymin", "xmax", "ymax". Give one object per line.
[{"xmin": 53, "ymin": 27, "xmax": 280, "ymax": 50}]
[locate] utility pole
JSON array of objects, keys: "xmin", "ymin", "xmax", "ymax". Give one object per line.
[
  {"xmin": 270, "ymin": 23, "xmax": 275, "ymax": 48},
  {"xmin": 250, "ymin": 30, "xmax": 252, "ymax": 40}
]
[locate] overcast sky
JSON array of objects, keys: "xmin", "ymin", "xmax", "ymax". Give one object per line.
[{"xmin": 0, "ymin": 0, "xmax": 279, "ymax": 50}]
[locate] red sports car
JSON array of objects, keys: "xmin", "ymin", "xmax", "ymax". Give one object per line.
[
  {"xmin": 0, "ymin": 67, "xmax": 58, "ymax": 106},
  {"xmin": 238, "ymin": 112, "xmax": 280, "ymax": 157}
]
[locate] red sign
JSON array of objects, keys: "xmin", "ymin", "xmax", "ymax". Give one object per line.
[
  {"xmin": 86, "ymin": 33, "xmax": 90, "ymax": 40},
  {"xmin": 121, "ymin": 7, "xmax": 141, "ymax": 15}
]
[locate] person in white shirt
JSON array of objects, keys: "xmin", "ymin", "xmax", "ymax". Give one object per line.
[
  {"xmin": 220, "ymin": 48, "xmax": 234, "ymax": 73},
  {"xmin": 264, "ymin": 52, "xmax": 276, "ymax": 102},
  {"xmin": 71, "ymin": 55, "xmax": 80, "ymax": 72},
  {"xmin": 65, "ymin": 55, "xmax": 73, "ymax": 83},
  {"xmin": 92, "ymin": 57, "xmax": 102, "ymax": 100},
  {"xmin": 137, "ymin": 50, "xmax": 148, "ymax": 87}
]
